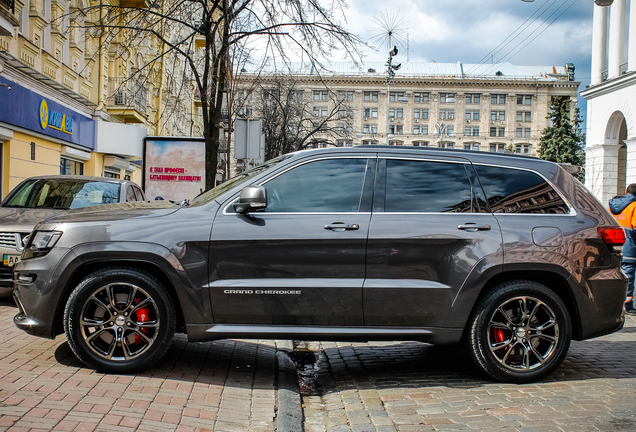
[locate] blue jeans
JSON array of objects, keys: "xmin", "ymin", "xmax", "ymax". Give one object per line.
[{"xmin": 622, "ymin": 260, "xmax": 636, "ymax": 310}]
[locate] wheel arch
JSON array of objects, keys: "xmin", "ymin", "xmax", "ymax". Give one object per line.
[
  {"xmin": 52, "ymin": 258, "xmax": 187, "ymax": 338},
  {"xmin": 471, "ymin": 268, "xmax": 582, "ymax": 341}
]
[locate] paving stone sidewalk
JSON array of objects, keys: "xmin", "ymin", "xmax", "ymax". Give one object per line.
[
  {"xmin": 0, "ymin": 299, "xmax": 280, "ymax": 432},
  {"xmin": 301, "ymin": 315, "xmax": 636, "ymax": 432}
]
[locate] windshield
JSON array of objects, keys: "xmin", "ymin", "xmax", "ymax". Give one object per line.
[
  {"xmin": 2, "ymin": 179, "xmax": 121, "ymax": 209},
  {"xmin": 190, "ymin": 155, "xmax": 291, "ymax": 206}
]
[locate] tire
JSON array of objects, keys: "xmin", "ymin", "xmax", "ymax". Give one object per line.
[
  {"xmin": 64, "ymin": 267, "xmax": 176, "ymax": 373},
  {"xmin": 466, "ymin": 280, "xmax": 571, "ymax": 383}
]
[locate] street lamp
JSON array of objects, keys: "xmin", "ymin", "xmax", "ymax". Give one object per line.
[
  {"xmin": 385, "ymin": 46, "xmax": 407, "ymax": 145},
  {"xmin": 433, "ymin": 121, "xmax": 452, "ymax": 148}
]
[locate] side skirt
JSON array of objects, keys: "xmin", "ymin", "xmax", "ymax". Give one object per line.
[{"xmin": 186, "ymin": 324, "xmax": 464, "ymax": 345}]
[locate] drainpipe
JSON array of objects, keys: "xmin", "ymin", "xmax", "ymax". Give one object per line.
[{"xmin": 96, "ymin": 0, "xmax": 105, "ymax": 111}]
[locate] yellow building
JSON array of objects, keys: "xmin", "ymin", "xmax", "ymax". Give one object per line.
[{"xmin": 0, "ymin": 0, "xmax": 190, "ymax": 198}]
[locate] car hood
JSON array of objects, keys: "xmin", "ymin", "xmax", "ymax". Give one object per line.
[
  {"xmin": 40, "ymin": 201, "xmax": 181, "ymax": 226},
  {"xmin": 0, "ymin": 207, "xmax": 65, "ymax": 233}
]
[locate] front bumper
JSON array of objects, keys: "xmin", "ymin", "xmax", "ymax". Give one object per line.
[{"xmin": 12, "ymin": 247, "xmax": 75, "ymax": 339}]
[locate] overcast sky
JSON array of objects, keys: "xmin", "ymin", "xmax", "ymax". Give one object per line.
[{"xmin": 340, "ymin": 0, "xmax": 603, "ymax": 129}]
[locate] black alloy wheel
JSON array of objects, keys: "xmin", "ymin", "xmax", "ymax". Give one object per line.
[
  {"xmin": 64, "ymin": 267, "xmax": 175, "ymax": 373},
  {"xmin": 466, "ymin": 280, "xmax": 572, "ymax": 383}
]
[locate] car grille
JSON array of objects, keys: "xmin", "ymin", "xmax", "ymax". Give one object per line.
[
  {"xmin": 0, "ymin": 267, "xmax": 12, "ymax": 280},
  {"xmin": 0, "ymin": 233, "xmax": 20, "ymax": 250}
]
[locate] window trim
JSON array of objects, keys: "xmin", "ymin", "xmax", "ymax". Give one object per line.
[
  {"xmin": 376, "ymin": 156, "xmax": 480, "ymax": 215},
  {"xmin": 471, "ymin": 162, "xmax": 576, "ymax": 216},
  {"xmin": 222, "ymin": 156, "xmax": 375, "ymax": 215}
]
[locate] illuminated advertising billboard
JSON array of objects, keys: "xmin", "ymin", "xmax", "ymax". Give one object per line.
[{"xmin": 143, "ymin": 137, "xmax": 205, "ymax": 201}]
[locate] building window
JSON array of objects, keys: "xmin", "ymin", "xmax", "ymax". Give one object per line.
[
  {"xmin": 414, "ymin": 126, "xmax": 420, "ymax": 134},
  {"xmin": 61, "ymin": 158, "xmax": 84, "ymax": 175},
  {"xmin": 422, "ymin": 126, "xmax": 428, "ymax": 135},
  {"xmin": 490, "ymin": 127, "xmax": 497, "ymax": 137},
  {"xmin": 371, "ymin": 124, "xmax": 378, "ymax": 133},
  {"xmin": 440, "ymin": 109, "xmax": 446, "ymax": 120},
  {"xmin": 364, "ymin": 91, "xmax": 379, "ymax": 102},
  {"xmin": 491, "ymin": 111, "xmax": 505, "ymax": 121},
  {"xmin": 524, "ymin": 144, "xmax": 531, "ymax": 154},
  {"xmin": 313, "ymin": 107, "xmax": 320, "ymax": 116},
  {"xmin": 448, "ymin": 109, "xmax": 455, "ymax": 120},
  {"xmin": 389, "ymin": 108, "xmax": 395, "ymax": 118},
  {"xmin": 516, "ymin": 111, "xmax": 532, "ymax": 122},
  {"xmin": 465, "ymin": 110, "xmax": 480, "ymax": 121},
  {"xmin": 524, "ymin": 128, "xmax": 531, "ymax": 137},
  {"xmin": 422, "ymin": 109, "xmax": 429, "ymax": 120},
  {"xmin": 339, "ymin": 91, "xmax": 354, "ymax": 101},
  {"xmin": 489, "ymin": 143, "xmax": 506, "ymax": 152},
  {"xmin": 517, "ymin": 95, "xmax": 532, "ymax": 105},
  {"xmin": 389, "ymin": 125, "xmax": 395, "ymax": 134},
  {"xmin": 396, "ymin": 108, "xmax": 403, "ymax": 119},
  {"xmin": 447, "ymin": 126, "xmax": 454, "ymax": 136},
  {"xmin": 516, "ymin": 144, "xmax": 522, "ymax": 153},
  {"xmin": 337, "ymin": 140, "xmax": 344, "ymax": 147},
  {"xmin": 363, "ymin": 124, "xmax": 370, "ymax": 134},
  {"xmin": 345, "ymin": 140, "xmax": 353, "ymax": 147},
  {"xmin": 466, "ymin": 94, "xmax": 481, "ymax": 104},
  {"xmin": 491, "ymin": 94, "xmax": 506, "ymax": 104},
  {"xmin": 321, "ymin": 107, "xmax": 327, "ymax": 117},
  {"xmin": 516, "ymin": 128, "xmax": 523, "ymax": 138},
  {"xmin": 440, "ymin": 93, "xmax": 455, "ymax": 103},
  {"xmin": 396, "ymin": 125, "xmax": 403, "ymax": 134},
  {"xmin": 389, "ymin": 91, "xmax": 405, "ymax": 102},
  {"xmin": 498, "ymin": 127, "xmax": 505, "ymax": 137},
  {"xmin": 414, "ymin": 92, "xmax": 429, "ymax": 103},
  {"xmin": 439, "ymin": 142, "xmax": 454, "ymax": 149},
  {"xmin": 362, "ymin": 140, "xmax": 378, "ymax": 145},
  {"xmin": 415, "ymin": 109, "xmax": 421, "ymax": 119}
]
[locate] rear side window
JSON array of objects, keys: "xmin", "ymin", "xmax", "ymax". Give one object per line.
[
  {"xmin": 474, "ymin": 165, "xmax": 569, "ymax": 214},
  {"xmin": 385, "ymin": 159, "xmax": 474, "ymax": 213},
  {"xmin": 264, "ymin": 158, "xmax": 368, "ymax": 212}
]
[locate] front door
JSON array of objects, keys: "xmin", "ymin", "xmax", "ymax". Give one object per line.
[
  {"xmin": 364, "ymin": 156, "xmax": 503, "ymax": 327},
  {"xmin": 209, "ymin": 155, "xmax": 376, "ymax": 326}
]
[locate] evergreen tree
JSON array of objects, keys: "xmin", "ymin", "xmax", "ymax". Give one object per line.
[{"xmin": 538, "ymin": 96, "xmax": 586, "ymax": 169}]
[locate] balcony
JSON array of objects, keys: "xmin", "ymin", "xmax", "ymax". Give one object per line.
[
  {"xmin": 0, "ymin": 0, "xmax": 14, "ymax": 14},
  {"xmin": 107, "ymin": 77, "xmax": 147, "ymax": 123}
]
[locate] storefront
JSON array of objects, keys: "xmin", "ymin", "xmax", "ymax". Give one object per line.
[{"xmin": 0, "ymin": 75, "xmax": 99, "ymax": 197}]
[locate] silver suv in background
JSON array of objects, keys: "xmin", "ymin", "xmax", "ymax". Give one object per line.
[
  {"xmin": 0, "ymin": 176, "xmax": 145, "ymax": 295},
  {"xmin": 12, "ymin": 147, "xmax": 627, "ymax": 383}
]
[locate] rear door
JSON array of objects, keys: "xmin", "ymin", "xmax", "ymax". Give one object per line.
[
  {"xmin": 209, "ymin": 154, "xmax": 376, "ymax": 326},
  {"xmin": 364, "ymin": 155, "xmax": 503, "ymax": 327}
]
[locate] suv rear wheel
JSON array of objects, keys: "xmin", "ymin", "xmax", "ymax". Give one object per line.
[
  {"xmin": 466, "ymin": 280, "xmax": 572, "ymax": 383},
  {"xmin": 64, "ymin": 267, "xmax": 175, "ymax": 373}
]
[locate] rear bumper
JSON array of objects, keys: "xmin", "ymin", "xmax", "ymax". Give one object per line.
[{"xmin": 570, "ymin": 263, "xmax": 627, "ymax": 340}]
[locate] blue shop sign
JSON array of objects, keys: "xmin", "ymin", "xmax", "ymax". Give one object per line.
[{"xmin": 0, "ymin": 77, "xmax": 95, "ymax": 149}]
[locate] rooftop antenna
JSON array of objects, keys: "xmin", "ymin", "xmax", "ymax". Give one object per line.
[{"xmin": 369, "ymin": 10, "xmax": 409, "ymax": 54}]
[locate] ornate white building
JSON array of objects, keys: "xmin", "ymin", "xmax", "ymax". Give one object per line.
[{"xmin": 582, "ymin": 0, "xmax": 636, "ymax": 204}]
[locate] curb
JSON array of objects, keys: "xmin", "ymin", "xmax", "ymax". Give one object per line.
[{"xmin": 275, "ymin": 341, "xmax": 304, "ymax": 432}]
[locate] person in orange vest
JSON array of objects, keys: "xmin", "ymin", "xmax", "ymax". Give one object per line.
[{"xmin": 609, "ymin": 183, "xmax": 636, "ymax": 314}]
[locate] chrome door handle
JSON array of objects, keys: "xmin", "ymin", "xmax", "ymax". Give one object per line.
[
  {"xmin": 458, "ymin": 224, "xmax": 491, "ymax": 231},
  {"xmin": 324, "ymin": 223, "xmax": 360, "ymax": 231}
]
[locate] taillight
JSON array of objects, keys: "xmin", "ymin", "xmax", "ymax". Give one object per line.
[{"xmin": 598, "ymin": 227, "xmax": 626, "ymax": 252}]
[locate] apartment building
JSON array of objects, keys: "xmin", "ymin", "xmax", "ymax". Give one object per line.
[
  {"xmin": 0, "ymin": 0, "xmax": 192, "ymax": 197},
  {"xmin": 236, "ymin": 61, "xmax": 579, "ymax": 157}
]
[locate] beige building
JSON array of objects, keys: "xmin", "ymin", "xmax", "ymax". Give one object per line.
[
  {"xmin": 0, "ymin": 0, "xmax": 193, "ymax": 197},
  {"xmin": 237, "ymin": 62, "xmax": 579, "ymax": 157}
]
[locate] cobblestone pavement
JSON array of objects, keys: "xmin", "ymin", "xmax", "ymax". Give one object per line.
[
  {"xmin": 300, "ymin": 315, "xmax": 636, "ymax": 432},
  {"xmin": 0, "ymin": 299, "xmax": 278, "ymax": 432}
]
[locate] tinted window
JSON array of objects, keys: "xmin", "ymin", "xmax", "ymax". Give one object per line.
[
  {"xmin": 2, "ymin": 179, "xmax": 121, "ymax": 209},
  {"xmin": 385, "ymin": 160, "xmax": 474, "ymax": 213},
  {"xmin": 264, "ymin": 158, "xmax": 368, "ymax": 212},
  {"xmin": 475, "ymin": 165, "xmax": 569, "ymax": 214}
]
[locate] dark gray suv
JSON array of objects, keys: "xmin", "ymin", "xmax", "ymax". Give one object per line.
[{"xmin": 13, "ymin": 147, "xmax": 627, "ymax": 383}]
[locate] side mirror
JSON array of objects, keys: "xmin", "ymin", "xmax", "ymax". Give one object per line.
[{"xmin": 233, "ymin": 185, "xmax": 267, "ymax": 214}]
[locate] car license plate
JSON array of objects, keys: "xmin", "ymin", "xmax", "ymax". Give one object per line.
[{"xmin": 3, "ymin": 254, "xmax": 20, "ymax": 267}]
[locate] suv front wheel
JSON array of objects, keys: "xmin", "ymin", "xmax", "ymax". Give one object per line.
[
  {"xmin": 466, "ymin": 280, "xmax": 572, "ymax": 383},
  {"xmin": 64, "ymin": 267, "xmax": 176, "ymax": 373}
]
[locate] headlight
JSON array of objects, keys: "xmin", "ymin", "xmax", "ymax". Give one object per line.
[{"xmin": 22, "ymin": 230, "xmax": 63, "ymax": 259}]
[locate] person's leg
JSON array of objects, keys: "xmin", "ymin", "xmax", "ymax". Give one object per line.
[{"xmin": 622, "ymin": 260, "xmax": 635, "ymax": 310}]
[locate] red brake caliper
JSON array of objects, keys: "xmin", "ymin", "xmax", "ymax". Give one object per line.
[
  {"xmin": 493, "ymin": 328, "xmax": 506, "ymax": 344},
  {"xmin": 134, "ymin": 298, "xmax": 150, "ymax": 345}
]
